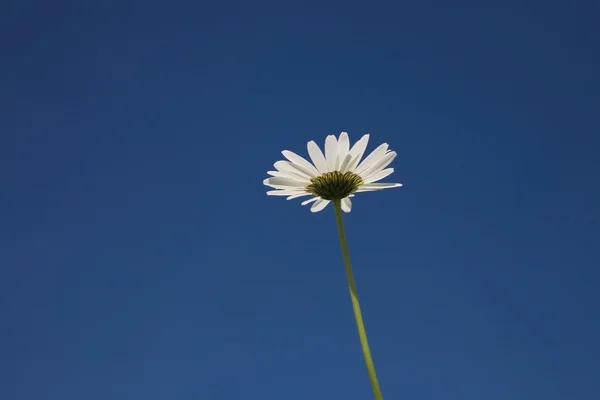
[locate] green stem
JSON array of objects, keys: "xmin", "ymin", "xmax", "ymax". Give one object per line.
[{"xmin": 332, "ymin": 199, "xmax": 384, "ymax": 400}]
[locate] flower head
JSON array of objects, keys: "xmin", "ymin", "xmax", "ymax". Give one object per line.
[{"xmin": 263, "ymin": 132, "xmax": 402, "ymax": 212}]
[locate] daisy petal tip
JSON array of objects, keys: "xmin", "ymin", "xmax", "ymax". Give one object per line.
[{"xmin": 310, "ymin": 198, "xmax": 330, "ymax": 212}]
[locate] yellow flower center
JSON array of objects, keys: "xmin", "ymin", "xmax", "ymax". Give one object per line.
[{"xmin": 306, "ymin": 171, "xmax": 363, "ymax": 200}]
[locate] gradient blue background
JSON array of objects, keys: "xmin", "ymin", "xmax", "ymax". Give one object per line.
[{"xmin": 2, "ymin": 1, "xmax": 599, "ymax": 399}]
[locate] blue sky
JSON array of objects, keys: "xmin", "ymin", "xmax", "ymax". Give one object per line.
[{"xmin": 1, "ymin": 1, "xmax": 599, "ymax": 399}]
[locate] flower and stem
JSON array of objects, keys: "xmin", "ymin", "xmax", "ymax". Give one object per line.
[{"xmin": 263, "ymin": 132, "xmax": 402, "ymax": 400}]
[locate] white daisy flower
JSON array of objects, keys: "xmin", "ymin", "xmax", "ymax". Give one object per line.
[{"xmin": 263, "ymin": 132, "xmax": 402, "ymax": 212}]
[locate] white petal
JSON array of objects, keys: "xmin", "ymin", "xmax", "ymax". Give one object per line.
[
  {"xmin": 263, "ymin": 177, "xmax": 306, "ymax": 188},
  {"xmin": 345, "ymin": 134, "xmax": 371, "ymax": 172},
  {"xmin": 286, "ymin": 192, "xmax": 312, "ymax": 200},
  {"xmin": 354, "ymin": 143, "xmax": 389, "ymax": 175},
  {"xmin": 265, "ymin": 184, "xmax": 299, "ymax": 190},
  {"xmin": 267, "ymin": 170, "xmax": 307, "ymax": 183},
  {"xmin": 338, "ymin": 153, "xmax": 353, "ymax": 173},
  {"xmin": 267, "ymin": 189, "xmax": 307, "ymax": 196},
  {"xmin": 263, "ymin": 171, "xmax": 309, "ymax": 189},
  {"xmin": 274, "ymin": 161, "xmax": 312, "ymax": 182},
  {"xmin": 281, "ymin": 150, "xmax": 320, "ymax": 177},
  {"xmin": 341, "ymin": 197, "xmax": 352, "ymax": 213},
  {"xmin": 337, "ymin": 132, "xmax": 350, "ymax": 164},
  {"xmin": 356, "ymin": 183, "xmax": 403, "ymax": 192},
  {"xmin": 359, "ymin": 152, "xmax": 397, "ymax": 179},
  {"xmin": 310, "ymin": 198, "xmax": 330, "ymax": 212},
  {"xmin": 324, "ymin": 134, "xmax": 339, "ymax": 172},
  {"xmin": 363, "ymin": 168, "xmax": 394, "ymax": 183},
  {"xmin": 301, "ymin": 197, "xmax": 319, "ymax": 205},
  {"xmin": 307, "ymin": 140, "xmax": 328, "ymax": 174},
  {"xmin": 271, "ymin": 172, "xmax": 307, "ymax": 184}
]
